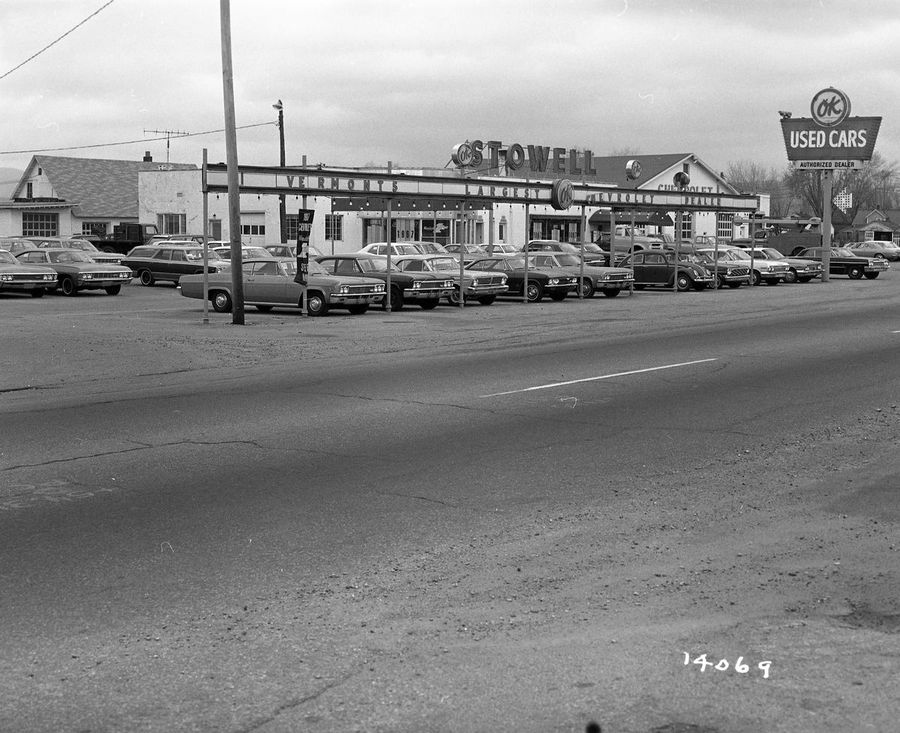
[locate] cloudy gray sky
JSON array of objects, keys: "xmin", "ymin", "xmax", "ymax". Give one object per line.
[{"xmin": 1, "ymin": 0, "xmax": 898, "ymax": 178}]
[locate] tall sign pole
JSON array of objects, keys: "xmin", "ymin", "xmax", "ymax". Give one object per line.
[
  {"xmin": 219, "ymin": 0, "xmax": 244, "ymax": 324},
  {"xmin": 780, "ymin": 88, "xmax": 881, "ymax": 284}
]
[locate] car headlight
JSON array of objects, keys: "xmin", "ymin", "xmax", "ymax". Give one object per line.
[
  {"xmin": 471, "ymin": 278, "xmax": 480, "ymax": 286},
  {"xmin": 377, "ymin": 284, "xmax": 385, "ymax": 292},
  {"xmin": 600, "ymin": 274, "xmax": 611, "ymax": 281},
  {"xmin": 44, "ymin": 274, "xmax": 56, "ymax": 281},
  {"xmin": 0, "ymin": 274, "xmax": 12, "ymax": 282},
  {"xmin": 412, "ymin": 281, "xmax": 421, "ymax": 289},
  {"xmin": 500, "ymin": 277, "xmax": 507, "ymax": 284},
  {"xmin": 339, "ymin": 285, "xmax": 350, "ymax": 294},
  {"xmin": 80, "ymin": 273, "xmax": 92, "ymax": 280},
  {"xmin": 444, "ymin": 280, "xmax": 453, "ymax": 288},
  {"xmin": 548, "ymin": 278, "xmax": 559, "ymax": 285}
]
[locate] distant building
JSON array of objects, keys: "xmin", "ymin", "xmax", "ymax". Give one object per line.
[
  {"xmin": 848, "ymin": 208, "xmax": 900, "ymax": 243},
  {"xmin": 0, "ymin": 154, "xmax": 196, "ymax": 239}
]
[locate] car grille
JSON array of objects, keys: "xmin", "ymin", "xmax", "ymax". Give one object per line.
[
  {"xmin": 605, "ymin": 272, "xmax": 630, "ymax": 281},
  {"xmin": 346, "ymin": 284, "xmax": 382, "ymax": 295},
  {"xmin": 771, "ymin": 265, "xmax": 789, "ymax": 273},
  {"xmin": 483, "ymin": 275, "xmax": 506, "ymax": 285},
  {"xmin": 728, "ymin": 267, "xmax": 750, "ymax": 276},
  {"xmin": 7, "ymin": 273, "xmax": 49, "ymax": 282}
]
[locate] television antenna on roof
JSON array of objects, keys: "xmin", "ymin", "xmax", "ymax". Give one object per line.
[{"xmin": 143, "ymin": 128, "xmax": 189, "ymax": 163}]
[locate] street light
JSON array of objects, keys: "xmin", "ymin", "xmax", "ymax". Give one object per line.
[{"xmin": 273, "ymin": 99, "xmax": 287, "ymax": 244}]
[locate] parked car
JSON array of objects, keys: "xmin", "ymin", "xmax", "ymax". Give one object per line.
[
  {"xmin": 264, "ymin": 244, "xmax": 324, "ymax": 260},
  {"xmin": 700, "ymin": 246, "xmax": 789, "ymax": 285},
  {"xmin": 523, "ymin": 240, "xmax": 610, "ymax": 266},
  {"xmin": 0, "ymin": 249, "xmax": 57, "ymax": 297},
  {"xmin": 316, "ymin": 253, "xmax": 453, "ymax": 310},
  {"xmin": 29, "ymin": 236, "xmax": 124, "ymax": 265},
  {"xmin": 525, "ymin": 252, "xmax": 635, "ymax": 297},
  {"xmin": 794, "ymin": 247, "xmax": 890, "ymax": 279},
  {"xmin": 747, "ymin": 247, "xmax": 823, "ymax": 283},
  {"xmin": 845, "ymin": 241, "xmax": 900, "ymax": 261},
  {"xmin": 356, "ymin": 242, "xmax": 427, "ymax": 257},
  {"xmin": 465, "ymin": 255, "xmax": 576, "ymax": 302},
  {"xmin": 410, "ymin": 241, "xmax": 451, "ymax": 255},
  {"xmin": 443, "ymin": 243, "xmax": 487, "ymax": 262},
  {"xmin": 691, "ymin": 248, "xmax": 752, "ymax": 288},
  {"xmin": 15, "ymin": 248, "xmax": 133, "ymax": 295},
  {"xmin": 618, "ymin": 249, "xmax": 714, "ymax": 291},
  {"xmin": 146, "ymin": 234, "xmax": 207, "ymax": 245},
  {"xmin": 211, "ymin": 245, "xmax": 276, "ymax": 261},
  {"xmin": 123, "ymin": 243, "xmax": 230, "ymax": 286},
  {"xmin": 179, "ymin": 258, "xmax": 385, "ymax": 316},
  {"xmin": 392, "ymin": 254, "xmax": 508, "ymax": 305},
  {"xmin": 1, "ymin": 236, "xmax": 45, "ymax": 255}
]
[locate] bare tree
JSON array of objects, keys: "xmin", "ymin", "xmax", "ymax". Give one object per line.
[
  {"xmin": 783, "ymin": 153, "xmax": 900, "ymax": 222},
  {"xmin": 724, "ymin": 160, "xmax": 792, "ymax": 216}
]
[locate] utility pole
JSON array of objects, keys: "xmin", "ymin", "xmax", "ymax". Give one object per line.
[
  {"xmin": 219, "ymin": 0, "xmax": 244, "ymax": 324},
  {"xmin": 273, "ymin": 100, "xmax": 287, "ymax": 244}
]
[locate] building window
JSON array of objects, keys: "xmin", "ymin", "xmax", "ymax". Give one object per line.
[
  {"xmin": 22, "ymin": 212, "xmax": 58, "ymax": 237},
  {"xmin": 26, "ymin": 182, "xmax": 33, "ymax": 199},
  {"xmin": 82, "ymin": 222, "xmax": 108, "ymax": 237},
  {"xmin": 498, "ymin": 218, "xmax": 507, "ymax": 243},
  {"xmin": 240, "ymin": 224, "xmax": 266, "ymax": 236},
  {"xmin": 716, "ymin": 213, "xmax": 734, "ymax": 242},
  {"xmin": 285, "ymin": 214, "xmax": 299, "ymax": 241},
  {"xmin": 678, "ymin": 212, "xmax": 693, "ymax": 241},
  {"xmin": 325, "ymin": 214, "xmax": 343, "ymax": 241},
  {"xmin": 157, "ymin": 213, "xmax": 186, "ymax": 234}
]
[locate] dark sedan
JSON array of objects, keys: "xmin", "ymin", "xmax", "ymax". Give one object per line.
[
  {"xmin": 794, "ymin": 247, "xmax": 889, "ymax": 279},
  {"xmin": 15, "ymin": 249, "xmax": 133, "ymax": 295},
  {"xmin": 466, "ymin": 255, "xmax": 576, "ymax": 302},
  {"xmin": 316, "ymin": 254, "xmax": 453, "ymax": 310}
]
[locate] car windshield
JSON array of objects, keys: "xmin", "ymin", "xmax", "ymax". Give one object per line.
[
  {"xmin": 0, "ymin": 251, "xmax": 17, "ymax": 264},
  {"xmin": 423, "ymin": 257, "xmax": 459, "ymax": 271},
  {"xmin": 355, "ymin": 258, "xmax": 393, "ymax": 272},
  {"xmin": 552, "ymin": 254, "xmax": 581, "ymax": 267},
  {"xmin": 49, "ymin": 250, "xmax": 93, "ymax": 263},
  {"xmin": 761, "ymin": 248, "xmax": 782, "ymax": 259},
  {"xmin": 833, "ymin": 248, "xmax": 855, "ymax": 256},
  {"xmin": 414, "ymin": 242, "xmax": 448, "ymax": 254},
  {"xmin": 726, "ymin": 250, "xmax": 752, "ymax": 261}
]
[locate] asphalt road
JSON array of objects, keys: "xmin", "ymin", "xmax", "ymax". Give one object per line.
[{"xmin": 1, "ymin": 277, "xmax": 899, "ymax": 732}]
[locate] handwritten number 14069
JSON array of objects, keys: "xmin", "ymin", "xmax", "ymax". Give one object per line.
[{"xmin": 683, "ymin": 652, "xmax": 772, "ymax": 679}]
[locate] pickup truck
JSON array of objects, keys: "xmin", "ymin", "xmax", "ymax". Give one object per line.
[{"xmin": 90, "ymin": 223, "xmax": 161, "ymax": 255}]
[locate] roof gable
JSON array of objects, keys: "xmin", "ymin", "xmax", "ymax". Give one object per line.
[{"xmin": 14, "ymin": 155, "xmax": 196, "ymax": 218}]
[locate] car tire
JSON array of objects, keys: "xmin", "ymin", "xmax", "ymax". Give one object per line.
[
  {"xmin": 60, "ymin": 276, "xmax": 77, "ymax": 296},
  {"xmin": 305, "ymin": 291, "xmax": 328, "ymax": 316},
  {"xmin": 784, "ymin": 268, "xmax": 798, "ymax": 284},
  {"xmin": 848, "ymin": 266, "xmax": 864, "ymax": 279},
  {"xmin": 419, "ymin": 299, "xmax": 440, "ymax": 310},
  {"xmin": 104, "ymin": 285, "xmax": 121, "ymax": 295},
  {"xmin": 139, "ymin": 269, "xmax": 155, "ymax": 286},
  {"xmin": 477, "ymin": 294, "xmax": 496, "ymax": 305},
  {"xmin": 601, "ymin": 288, "xmax": 620, "ymax": 297},
  {"xmin": 525, "ymin": 281, "xmax": 544, "ymax": 302},
  {"xmin": 675, "ymin": 273, "xmax": 692, "ymax": 291},
  {"xmin": 864, "ymin": 272, "xmax": 880, "ymax": 279},
  {"xmin": 447, "ymin": 289, "xmax": 465, "ymax": 306},
  {"xmin": 211, "ymin": 290, "xmax": 232, "ymax": 313},
  {"xmin": 578, "ymin": 278, "xmax": 595, "ymax": 298},
  {"xmin": 31, "ymin": 288, "xmax": 44, "ymax": 298},
  {"xmin": 347, "ymin": 304, "xmax": 368, "ymax": 315},
  {"xmin": 751, "ymin": 270, "xmax": 762, "ymax": 286}
]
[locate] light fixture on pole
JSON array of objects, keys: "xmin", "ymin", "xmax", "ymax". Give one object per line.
[{"xmin": 273, "ymin": 99, "xmax": 287, "ymax": 244}]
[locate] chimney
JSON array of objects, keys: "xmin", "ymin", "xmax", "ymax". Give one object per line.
[{"xmin": 143, "ymin": 151, "xmax": 153, "ymax": 162}]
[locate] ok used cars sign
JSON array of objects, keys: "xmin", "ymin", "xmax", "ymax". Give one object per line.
[{"xmin": 780, "ymin": 88, "xmax": 881, "ymax": 170}]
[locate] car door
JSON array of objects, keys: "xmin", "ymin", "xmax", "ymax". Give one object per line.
[
  {"xmin": 245, "ymin": 260, "xmax": 289, "ymax": 303},
  {"xmin": 638, "ymin": 252, "xmax": 663, "ymax": 284}
]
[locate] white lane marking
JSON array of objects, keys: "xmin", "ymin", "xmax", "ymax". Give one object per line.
[{"xmin": 480, "ymin": 358, "xmax": 718, "ymax": 398}]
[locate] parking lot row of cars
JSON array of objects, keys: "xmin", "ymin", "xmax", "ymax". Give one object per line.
[{"xmin": 0, "ymin": 236, "xmax": 891, "ymax": 311}]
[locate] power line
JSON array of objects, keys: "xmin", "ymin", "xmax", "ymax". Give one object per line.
[
  {"xmin": 0, "ymin": 1, "xmax": 117, "ymax": 82},
  {"xmin": 0, "ymin": 122, "xmax": 275, "ymax": 156}
]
